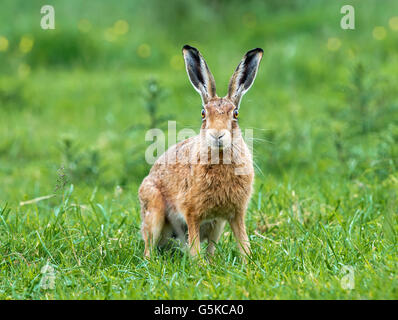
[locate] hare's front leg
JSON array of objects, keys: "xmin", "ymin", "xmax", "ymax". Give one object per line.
[
  {"xmin": 229, "ymin": 213, "xmax": 251, "ymax": 261},
  {"xmin": 206, "ymin": 219, "xmax": 226, "ymax": 256},
  {"xmin": 186, "ymin": 214, "xmax": 201, "ymax": 257}
]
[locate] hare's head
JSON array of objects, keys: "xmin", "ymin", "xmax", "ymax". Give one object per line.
[{"xmin": 182, "ymin": 45, "xmax": 263, "ymax": 150}]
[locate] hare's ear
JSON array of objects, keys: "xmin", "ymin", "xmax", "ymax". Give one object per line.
[
  {"xmin": 182, "ymin": 45, "xmax": 216, "ymax": 105},
  {"xmin": 227, "ymin": 48, "xmax": 263, "ymax": 109}
]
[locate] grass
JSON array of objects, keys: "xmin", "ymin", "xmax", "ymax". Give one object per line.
[
  {"xmin": 1, "ymin": 176, "xmax": 397, "ymax": 299},
  {"xmin": 0, "ymin": 0, "xmax": 397, "ymax": 299}
]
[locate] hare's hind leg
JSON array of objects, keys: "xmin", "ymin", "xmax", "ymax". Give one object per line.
[{"xmin": 139, "ymin": 181, "xmax": 166, "ymax": 258}]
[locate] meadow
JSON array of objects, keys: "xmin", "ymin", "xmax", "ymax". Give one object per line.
[{"xmin": 0, "ymin": 0, "xmax": 397, "ymax": 299}]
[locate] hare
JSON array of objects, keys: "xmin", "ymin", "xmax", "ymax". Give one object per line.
[{"xmin": 139, "ymin": 45, "xmax": 263, "ymax": 259}]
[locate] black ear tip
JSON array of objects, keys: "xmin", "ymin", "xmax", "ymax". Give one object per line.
[
  {"xmin": 247, "ymin": 48, "xmax": 264, "ymax": 55},
  {"xmin": 242, "ymin": 48, "xmax": 264, "ymax": 63},
  {"xmin": 182, "ymin": 45, "xmax": 198, "ymax": 54}
]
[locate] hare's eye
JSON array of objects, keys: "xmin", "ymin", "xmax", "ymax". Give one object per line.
[
  {"xmin": 233, "ymin": 109, "xmax": 239, "ymax": 119},
  {"xmin": 201, "ymin": 109, "xmax": 206, "ymax": 119}
]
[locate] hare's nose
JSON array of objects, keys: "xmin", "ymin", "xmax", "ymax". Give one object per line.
[{"xmin": 210, "ymin": 132, "xmax": 225, "ymax": 140}]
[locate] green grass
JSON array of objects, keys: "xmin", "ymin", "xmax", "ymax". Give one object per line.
[{"xmin": 0, "ymin": 0, "xmax": 397, "ymax": 299}]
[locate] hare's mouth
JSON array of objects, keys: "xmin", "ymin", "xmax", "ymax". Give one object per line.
[
  {"xmin": 210, "ymin": 134, "xmax": 224, "ymax": 148},
  {"xmin": 208, "ymin": 136, "xmax": 231, "ymax": 150},
  {"xmin": 211, "ymin": 141, "xmax": 224, "ymax": 149},
  {"xmin": 205, "ymin": 129, "xmax": 231, "ymax": 150}
]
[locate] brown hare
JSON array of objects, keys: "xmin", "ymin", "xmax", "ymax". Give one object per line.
[{"xmin": 139, "ymin": 45, "xmax": 263, "ymax": 260}]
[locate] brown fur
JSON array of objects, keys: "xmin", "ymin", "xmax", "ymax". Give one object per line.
[{"xmin": 139, "ymin": 46, "xmax": 263, "ymax": 260}]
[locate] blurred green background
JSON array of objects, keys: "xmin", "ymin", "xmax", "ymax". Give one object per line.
[
  {"xmin": 1, "ymin": 0, "xmax": 398, "ymax": 198},
  {"xmin": 0, "ymin": 0, "xmax": 397, "ymax": 299}
]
